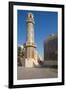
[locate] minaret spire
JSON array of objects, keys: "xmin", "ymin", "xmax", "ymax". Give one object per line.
[
  {"xmin": 26, "ymin": 13, "xmax": 36, "ymax": 47},
  {"xmin": 25, "ymin": 12, "xmax": 36, "ymax": 67}
]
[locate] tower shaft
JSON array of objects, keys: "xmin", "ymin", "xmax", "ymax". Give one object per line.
[
  {"xmin": 25, "ymin": 13, "xmax": 36, "ymax": 67},
  {"xmin": 27, "ymin": 22, "xmax": 34, "ymax": 44}
]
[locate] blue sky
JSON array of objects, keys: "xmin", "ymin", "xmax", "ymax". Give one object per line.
[{"xmin": 17, "ymin": 10, "xmax": 58, "ymax": 57}]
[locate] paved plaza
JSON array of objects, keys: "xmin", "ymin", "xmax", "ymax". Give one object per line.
[{"xmin": 17, "ymin": 67, "xmax": 58, "ymax": 80}]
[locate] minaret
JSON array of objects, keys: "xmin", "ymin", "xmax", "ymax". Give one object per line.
[{"xmin": 25, "ymin": 13, "xmax": 36, "ymax": 67}]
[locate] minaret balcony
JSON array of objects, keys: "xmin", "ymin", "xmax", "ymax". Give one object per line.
[
  {"xmin": 26, "ymin": 42, "xmax": 36, "ymax": 48},
  {"xmin": 26, "ymin": 19, "xmax": 35, "ymax": 24}
]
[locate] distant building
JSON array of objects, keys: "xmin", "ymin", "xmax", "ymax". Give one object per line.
[
  {"xmin": 44, "ymin": 34, "xmax": 58, "ymax": 68},
  {"xmin": 44, "ymin": 34, "xmax": 58, "ymax": 60}
]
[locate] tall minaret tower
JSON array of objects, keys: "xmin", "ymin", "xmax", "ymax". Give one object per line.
[{"xmin": 25, "ymin": 13, "xmax": 36, "ymax": 67}]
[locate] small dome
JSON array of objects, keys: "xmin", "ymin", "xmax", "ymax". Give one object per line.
[{"xmin": 27, "ymin": 12, "xmax": 34, "ymax": 18}]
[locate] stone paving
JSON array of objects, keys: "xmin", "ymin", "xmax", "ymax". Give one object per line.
[{"xmin": 17, "ymin": 67, "xmax": 58, "ymax": 80}]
